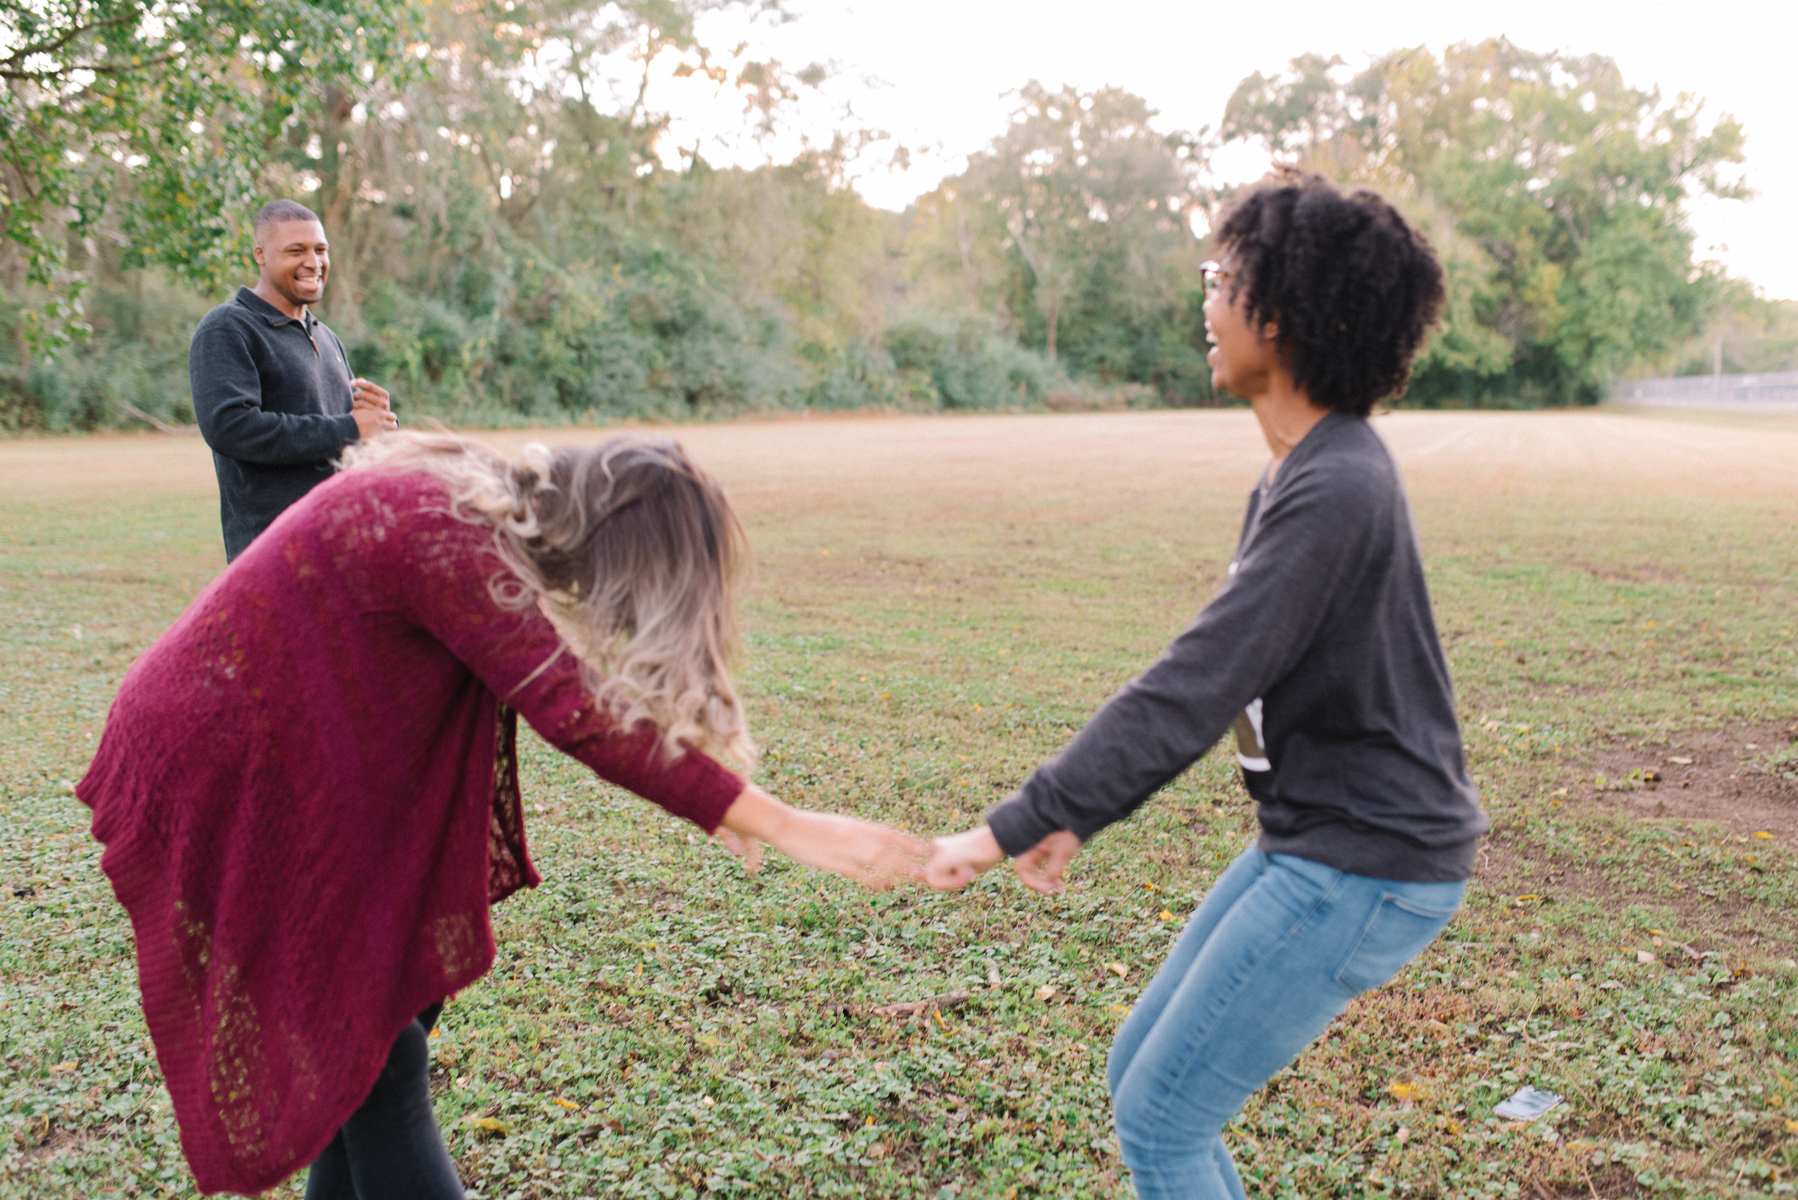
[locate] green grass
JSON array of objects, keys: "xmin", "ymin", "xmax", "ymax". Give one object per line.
[{"xmin": 2, "ymin": 411, "xmax": 1796, "ymax": 1198}]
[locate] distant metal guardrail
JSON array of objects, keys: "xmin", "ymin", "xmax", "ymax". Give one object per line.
[{"xmin": 1609, "ymin": 371, "xmax": 1798, "ymax": 411}]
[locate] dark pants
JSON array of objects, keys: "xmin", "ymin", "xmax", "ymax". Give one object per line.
[{"xmin": 304, "ymin": 1003, "xmax": 464, "ymax": 1200}]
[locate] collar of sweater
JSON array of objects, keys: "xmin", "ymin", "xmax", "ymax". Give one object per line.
[{"xmin": 234, "ymin": 285, "xmax": 315, "ymax": 330}]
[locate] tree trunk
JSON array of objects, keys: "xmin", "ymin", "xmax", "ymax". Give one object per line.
[{"xmin": 955, "ymin": 200, "xmax": 981, "ymax": 308}]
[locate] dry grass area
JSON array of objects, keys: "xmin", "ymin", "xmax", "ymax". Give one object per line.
[
  {"xmin": 2, "ymin": 407, "xmax": 1796, "ymax": 1199},
  {"xmin": 9, "ymin": 403, "xmax": 1795, "ymax": 501}
]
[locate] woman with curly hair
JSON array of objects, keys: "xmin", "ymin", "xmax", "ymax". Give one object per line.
[
  {"xmin": 925, "ymin": 171, "xmax": 1489, "ymax": 1199},
  {"xmin": 78, "ymin": 431, "xmax": 923, "ymax": 1198}
]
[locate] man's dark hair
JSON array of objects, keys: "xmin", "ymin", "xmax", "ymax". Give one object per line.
[
  {"xmin": 253, "ymin": 199, "xmax": 321, "ymax": 242},
  {"xmin": 1213, "ymin": 170, "xmax": 1444, "ymax": 416}
]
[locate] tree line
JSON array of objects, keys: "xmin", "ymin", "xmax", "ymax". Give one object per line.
[{"xmin": 3, "ymin": 0, "xmax": 1790, "ymax": 433}]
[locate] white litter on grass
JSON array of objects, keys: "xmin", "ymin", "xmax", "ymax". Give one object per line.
[{"xmin": 1494, "ymin": 1085, "xmax": 1563, "ymax": 1121}]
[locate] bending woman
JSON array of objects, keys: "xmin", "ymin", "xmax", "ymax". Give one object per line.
[
  {"xmin": 78, "ymin": 432, "xmax": 921, "ymax": 1197},
  {"xmin": 924, "ymin": 171, "xmax": 1489, "ymax": 1199}
]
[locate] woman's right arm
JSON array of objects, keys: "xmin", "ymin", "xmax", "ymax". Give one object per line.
[
  {"xmin": 387, "ymin": 494, "xmax": 921, "ymax": 884},
  {"xmin": 717, "ymin": 784, "xmax": 923, "ymax": 890}
]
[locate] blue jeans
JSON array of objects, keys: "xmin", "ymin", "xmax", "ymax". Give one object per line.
[{"xmin": 1107, "ymin": 844, "xmax": 1464, "ymax": 1200}]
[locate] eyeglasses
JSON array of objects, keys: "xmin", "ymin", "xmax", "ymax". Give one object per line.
[{"xmin": 1199, "ymin": 261, "xmax": 1236, "ymax": 300}]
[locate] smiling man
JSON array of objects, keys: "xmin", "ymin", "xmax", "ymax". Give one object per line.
[{"xmin": 190, "ymin": 199, "xmax": 398, "ymax": 561}]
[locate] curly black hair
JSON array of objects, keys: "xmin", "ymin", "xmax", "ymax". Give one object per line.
[{"xmin": 1213, "ymin": 170, "xmax": 1444, "ymax": 416}]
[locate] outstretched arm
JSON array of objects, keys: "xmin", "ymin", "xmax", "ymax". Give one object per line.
[
  {"xmin": 924, "ymin": 825, "xmax": 1081, "ymax": 895},
  {"xmin": 719, "ymin": 783, "xmax": 925, "ymax": 891},
  {"xmin": 383, "ymin": 494, "xmax": 925, "ymax": 888}
]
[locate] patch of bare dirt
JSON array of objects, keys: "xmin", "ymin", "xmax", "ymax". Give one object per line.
[
  {"xmin": 1577, "ymin": 719, "xmax": 1798, "ymax": 847},
  {"xmin": 1476, "ymin": 837, "xmax": 1768, "ymax": 940},
  {"xmin": 1471, "ymin": 720, "xmax": 1798, "ymax": 954}
]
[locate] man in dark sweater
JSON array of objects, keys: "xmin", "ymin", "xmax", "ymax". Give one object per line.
[
  {"xmin": 924, "ymin": 172, "xmax": 1488, "ymax": 1200},
  {"xmin": 190, "ymin": 200, "xmax": 397, "ymax": 560}
]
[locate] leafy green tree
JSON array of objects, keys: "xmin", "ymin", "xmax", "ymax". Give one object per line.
[
  {"xmin": 0, "ymin": 0, "xmax": 423, "ymax": 354},
  {"xmin": 1222, "ymin": 41, "xmax": 1747, "ymax": 404},
  {"xmin": 919, "ymin": 82, "xmax": 1212, "ymax": 399},
  {"xmin": 282, "ymin": 0, "xmax": 864, "ymax": 421},
  {"xmin": 1667, "ymin": 282, "xmax": 1798, "ymax": 377}
]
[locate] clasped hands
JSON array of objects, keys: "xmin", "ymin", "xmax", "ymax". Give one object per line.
[
  {"xmin": 714, "ymin": 783, "xmax": 1081, "ymax": 895},
  {"xmin": 350, "ymin": 376, "xmax": 398, "ymax": 438}
]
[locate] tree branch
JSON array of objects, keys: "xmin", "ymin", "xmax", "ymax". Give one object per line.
[
  {"xmin": 2, "ymin": 52, "xmax": 179, "ymax": 81},
  {"xmin": 0, "ymin": 12, "xmax": 135, "ymax": 70}
]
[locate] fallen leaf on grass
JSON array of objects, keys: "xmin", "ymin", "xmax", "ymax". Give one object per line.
[
  {"xmin": 1754, "ymin": 831, "xmax": 1774, "ymax": 839},
  {"xmin": 1108, "ymin": 962, "xmax": 1128, "ymax": 978},
  {"xmin": 464, "ymin": 1117, "xmax": 508, "ymax": 1135},
  {"xmin": 694, "ymin": 1033, "xmax": 724, "ymax": 1048},
  {"xmin": 552, "ymin": 1098, "xmax": 580, "ymax": 1111},
  {"xmin": 1636, "ymin": 950, "xmax": 1658, "ymax": 964},
  {"xmin": 48, "ymin": 1062, "xmax": 77, "ymax": 1074},
  {"xmin": 1159, "ymin": 909, "xmax": 1175, "ymax": 921},
  {"xmin": 1034, "ymin": 985, "xmax": 1057, "ymax": 1002},
  {"xmin": 1388, "ymin": 1082, "xmax": 1417, "ymax": 1101},
  {"xmin": 1669, "ymin": 756, "xmax": 1694, "ymax": 765},
  {"xmin": 577, "ymin": 1119, "xmax": 625, "ymax": 1140}
]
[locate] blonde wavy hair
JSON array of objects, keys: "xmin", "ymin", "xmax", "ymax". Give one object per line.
[{"xmin": 342, "ymin": 431, "xmax": 754, "ymax": 767}]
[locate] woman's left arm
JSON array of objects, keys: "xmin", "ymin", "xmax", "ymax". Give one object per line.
[{"xmin": 983, "ymin": 469, "xmax": 1375, "ymax": 854}]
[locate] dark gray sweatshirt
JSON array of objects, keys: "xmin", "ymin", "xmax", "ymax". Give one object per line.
[
  {"xmin": 190, "ymin": 287, "xmax": 361, "ymax": 560},
  {"xmin": 986, "ymin": 412, "xmax": 1488, "ymax": 882}
]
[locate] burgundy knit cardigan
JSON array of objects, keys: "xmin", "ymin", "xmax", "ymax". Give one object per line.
[{"xmin": 78, "ymin": 468, "xmax": 745, "ymax": 1195}]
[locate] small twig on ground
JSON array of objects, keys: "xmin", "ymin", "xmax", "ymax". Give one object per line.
[
  {"xmin": 114, "ymin": 398, "xmax": 196, "ymax": 435},
  {"xmin": 865, "ymin": 989, "xmax": 971, "ymax": 1020}
]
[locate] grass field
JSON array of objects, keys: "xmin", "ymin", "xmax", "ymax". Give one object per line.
[{"xmin": 2, "ymin": 407, "xmax": 1796, "ymax": 1199}]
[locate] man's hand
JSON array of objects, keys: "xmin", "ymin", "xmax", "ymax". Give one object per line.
[
  {"xmin": 352, "ymin": 406, "xmax": 398, "ymax": 438},
  {"xmin": 350, "ymin": 377, "xmax": 391, "ymax": 410},
  {"xmin": 351, "ymin": 377, "xmax": 396, "ymax": 437},
  {"xmin": 922, "ymin": 825, "xmax": 1005, "ymax": 890},
  {"xmin": 1011, "ymin": 830, "xmax": 1082, "ymax": 895}
]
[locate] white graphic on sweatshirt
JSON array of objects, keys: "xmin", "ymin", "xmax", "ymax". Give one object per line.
[{"xmin": 1232, "ymin": 697, "xmax": 1269, "ymax": 772}]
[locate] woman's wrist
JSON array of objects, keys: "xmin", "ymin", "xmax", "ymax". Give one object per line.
[{"xmin": 954, "ymin": 824, "xmax": 1005, "ymax": 868}]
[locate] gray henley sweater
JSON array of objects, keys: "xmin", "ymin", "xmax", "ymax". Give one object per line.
[
  {"xmin": 190, "ymin": 287, "xmax": 361, "ymax": 561},
  {"xmin": 986, "ymin": 412, "xmax": 1488, "ymax": 882}
]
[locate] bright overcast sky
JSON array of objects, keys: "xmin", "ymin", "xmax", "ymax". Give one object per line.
[{"xmin": 645, "ymin": 0, "xmax": 1798, "ymax": 300}]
